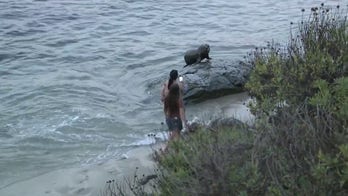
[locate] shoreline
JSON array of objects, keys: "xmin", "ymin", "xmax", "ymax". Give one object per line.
[
  {"xmin": 0, "ymin": 144, "xmax": 162, "ymax": 196},
  {"xmin": 0, "ymin": 92, "xmax": 252, "ymax": 196}
]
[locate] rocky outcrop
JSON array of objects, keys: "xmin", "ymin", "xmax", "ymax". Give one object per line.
[
  {"xmin": 185, "ymin": 116, "xmax": 250, "ymax": 134},
  {"xmin": 180, "ymin": 59, "xmax": 252, "ymax": 103},
  {"xmin": 208, "ymin": 117, "xmax": 247, "ymax": 130}
]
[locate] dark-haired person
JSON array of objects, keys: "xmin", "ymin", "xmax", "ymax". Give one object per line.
[
  {"xmin": 160, "ymin": 69, "xmax": 184, "ymax": 103},
  {"xmin": 164, "ymin": 83, "xmax": 188, "ymax": 141}
]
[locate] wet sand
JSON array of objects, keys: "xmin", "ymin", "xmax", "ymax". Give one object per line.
[
  {"xmin": 0, "ymin": 144, "xmax": 161, "ymax": 196},
  {"xmin": 187, "ymin": 91, "xmax": 254, "ymax": 125}
]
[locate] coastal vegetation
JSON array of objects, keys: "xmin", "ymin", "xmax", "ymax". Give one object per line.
[{"xmin": 101, "ymin": 4, "xmax": 347, "ymax": 195}]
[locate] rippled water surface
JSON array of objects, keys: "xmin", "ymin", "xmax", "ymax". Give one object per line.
[{"xmin": 0, "ymin": 0, "xmax": 345, "ymax": 188}]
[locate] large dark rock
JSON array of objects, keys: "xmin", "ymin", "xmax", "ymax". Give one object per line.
[{"xmin": 180, "ymin": 59, "xmax": 252, "ymax": 103}]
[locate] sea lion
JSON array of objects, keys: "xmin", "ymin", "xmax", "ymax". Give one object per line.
[{"xmin": 184, "ymin": 44, "xmax": 211, "ymax": 67}]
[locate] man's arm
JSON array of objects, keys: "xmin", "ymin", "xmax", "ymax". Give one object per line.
[{"xmin": 160, "ymin": 83, "xmax": 166, "ymax": 103}]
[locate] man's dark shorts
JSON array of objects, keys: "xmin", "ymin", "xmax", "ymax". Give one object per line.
[{"xmin": 166, "ymin": 116, "xmax": 183, "ymax": 131}]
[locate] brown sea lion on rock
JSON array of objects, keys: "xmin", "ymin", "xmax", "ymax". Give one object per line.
[{"xmin": 184, "ymin": 44, "xmax": 211, "ymax": 67}]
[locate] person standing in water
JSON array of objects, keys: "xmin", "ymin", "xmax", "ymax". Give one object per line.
[
  {"xmin": 160, "ymin": 69, "xmax": 184, "ymax": 103},
  {"xmin": 164, "ymin": 83, "xmax": 188, "ymax": 141}
]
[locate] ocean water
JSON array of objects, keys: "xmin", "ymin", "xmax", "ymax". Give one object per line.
[{"xmin": 0, "ymin": 0, "xmax": 345, "ymax": 189}]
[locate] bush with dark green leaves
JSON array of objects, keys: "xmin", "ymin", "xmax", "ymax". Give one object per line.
[
  {"xmin": 245, "ymin": 4, "xmax": 347, "ymax": 120},
  {"xmin": 245, "ymin": 4, "xmax": 347, "ymax": 195},
  {"xmin": 156, "ymin": 126, "xmax": 259, "ymax": 196}
]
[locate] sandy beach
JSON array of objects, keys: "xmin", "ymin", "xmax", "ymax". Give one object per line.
[
  {"xmin": 0, "ymin": 144, "xmax": 162, "ymax": 196},
  {"xmin": 0, "ymin": 92, "xmax": 252, "ymax": 196},
  {"xmin": 187, "ymin": 91, "xmax": 254, "ymax": 125}
]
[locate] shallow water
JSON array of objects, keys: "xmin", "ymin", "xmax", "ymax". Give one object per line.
[{"xmin": 0, "ymin": 0, "xmax": 345, "ymax": 189}]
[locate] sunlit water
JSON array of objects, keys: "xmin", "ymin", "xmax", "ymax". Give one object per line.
[{"xmin": 0, "ymin": 0, "xmax": 345, "ymax": 189}]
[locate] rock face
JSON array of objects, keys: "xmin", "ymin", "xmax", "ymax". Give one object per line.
[
  {"xmin": 180, "ymin": 59, "xmax": 252, "ymax": 103},
  {"xmin": 208, "ymin": 117, "xmax": 246, "ymax": 130},
  {"xmin": 187, "ymin": 117, "xmax": 248, "ymax": 133}
]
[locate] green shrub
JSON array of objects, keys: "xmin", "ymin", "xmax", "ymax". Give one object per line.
[
  {"xmin": 253, "ymin": 103, "xmax": 347, "ymax": 195},
  {"xmin": 245, "ymin": 4, "xmax": 348, "ymax": 195},
  {"xmin": 155, "ymin": 126, "xmax": 262, "ymax": 195},
  {"xmin": 246, "ymin": 4, "xmax": 347, "ymax": 116},
  {"xmin": 311, "ymin": 145, "xmax": 348, "ymax": 195},
  {"xmin": 310, "ymin": 77, "xmax": 348, "ymax": 125}
]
